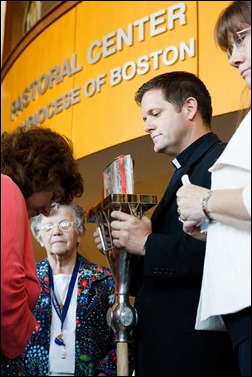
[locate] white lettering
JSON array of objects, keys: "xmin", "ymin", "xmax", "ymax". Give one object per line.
[
  {"xmin": 162, "ymin": 46, "xmax": 179, "ymax": 66},
  {"xmin": 168, "ymin": 3, "xmax": 186, "ymax": 29},
  {"xmin": 133, "ymin": 16, "xmax": 149, "ymax": 41},
  {"xmin": 150, "ymin": 9, "xmax": 166, "ymax": 37},
  {"xmin": 11, "ymin": 54, "xmax": 82, "ymax": 119},
  {"xmin": 37, "ymin": 74, "xmax": 49, "ymax": 95},
  {"xmin": 87, "ymin": 3, "xmax": 187, "ymax": 64},
  {"xmin": 19, "ymin": 86, "xmax": 81, "ymax": 126},
  {"xmin": 83, "ymin": 74, "xmax": 106, "ymax": 97},
  {"xmin": 136, "ymin": 55, "xmax": 150, "ymax": 75},
  {"xmin": 179, "ymin": 38, "xmax": 195, "ymax": 59},
  {"xmin": 149, "ymin": 49, "xmax": 163, "ymax": 69},
  {"xmin": 83, "ymin": 79, "xmax": 97, "ymax": 97},
  {"xmin": 110, "ymin": 38, "xmax": 195, "ymax": 87},
  {"xmin": 117, "ymin": 24, "xmax": 134, "ymax": 51},
  {"xmin": 103, "ymin": 31, "xmax": 117, "ymax": 58},
  {"xmin": 87, "ymin": 40, "xmax": 102, "ymax": 64},
  {"xmin": 110, "ymin": 67, "xmax": 122, "ymax": 86},
  {"xmin": 122, "ymin": 61, "xmax": 136, "ymax": 81}
]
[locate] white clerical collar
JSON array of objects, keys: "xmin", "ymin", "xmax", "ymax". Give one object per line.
[{"xmin": 171, "ymin": 158, "xmax": 182, "ymax": 169}]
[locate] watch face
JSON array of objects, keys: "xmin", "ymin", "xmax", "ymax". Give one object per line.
[{"xmin": 120, "ymin": 306, "xmax": 134, "ymax": 327}]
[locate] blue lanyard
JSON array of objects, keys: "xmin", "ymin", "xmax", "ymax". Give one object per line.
[{"xmin": 48, "ymin": 257, "xmax": 79, "ymax": 346}]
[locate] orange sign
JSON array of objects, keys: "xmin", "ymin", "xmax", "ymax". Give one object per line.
[{"xmin": 1, "ymin": 1, "xmax": 248, "ymax": 159}]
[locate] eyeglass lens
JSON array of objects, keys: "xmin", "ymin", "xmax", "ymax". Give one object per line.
[
  {"xmin": 227, "ymin": 27, "xmax": 251, "ymax": 58},
  {"xmin": 41, "ymin": 220, "xmax": 75, "ymax": 231}
]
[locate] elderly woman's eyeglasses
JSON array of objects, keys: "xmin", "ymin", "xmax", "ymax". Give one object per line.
[
  {"xmin": 227, "ymin": 27, "xmax": 251, "ymax": 58},
  {"xmin": 40, "ymin": 220, "xmax": 76, "ymax": 232}
]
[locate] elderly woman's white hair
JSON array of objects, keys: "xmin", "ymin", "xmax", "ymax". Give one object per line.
[{"xmin": 30, "ymin": 202, "xmax": 86, "ymax": 243}]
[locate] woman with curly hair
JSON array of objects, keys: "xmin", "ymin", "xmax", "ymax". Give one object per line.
[{"xmin": 1, "ymin": 125, "xmax": 84, "ymax": 375}]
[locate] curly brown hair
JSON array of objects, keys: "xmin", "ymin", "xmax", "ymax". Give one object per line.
[{"xmin": 1, "ymin": 125, "xmax": 84, "ymax": 203}]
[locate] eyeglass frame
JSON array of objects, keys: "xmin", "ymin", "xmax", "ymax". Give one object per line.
[
  {"xmin": 40, "ymin": 220, "xmax": 76, "ymax": 232},
  {"xmin": 227, "ymin": 26, "xmax": 251, "ymax": 58}
]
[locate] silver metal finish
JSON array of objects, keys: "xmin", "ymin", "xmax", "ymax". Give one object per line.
[{"xmin": 87, "ymin": 194, "xmax": 157, "ymax": 342}]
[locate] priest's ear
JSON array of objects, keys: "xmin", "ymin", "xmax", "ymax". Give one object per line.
[{"xmin": 183, "ymin": 97, "xmax": 197, "ymax": 119}]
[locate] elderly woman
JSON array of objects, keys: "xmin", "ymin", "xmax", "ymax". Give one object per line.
[{"xmin": 24, "ymin": 202, "xmax": 117, "ymax": 376}]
